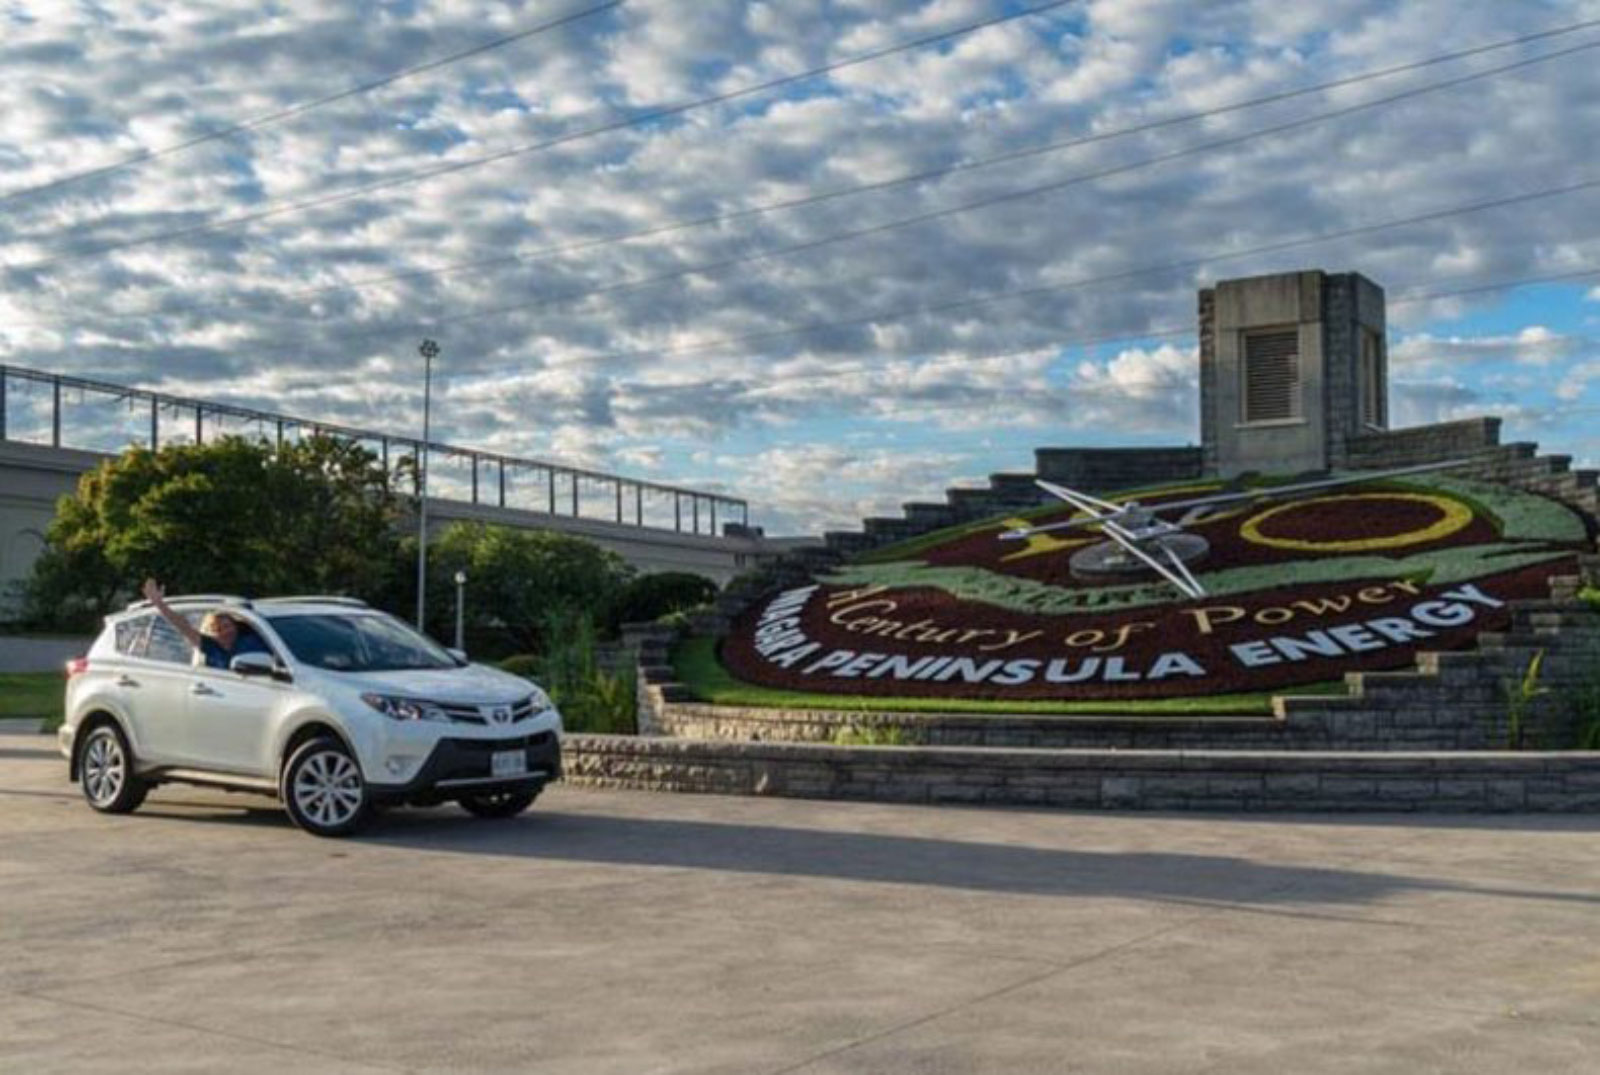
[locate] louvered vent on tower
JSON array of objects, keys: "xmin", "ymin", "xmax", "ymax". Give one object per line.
[{"xmin": 1242, "ymin": 329, "xmax": 1300, "ymax": 423}]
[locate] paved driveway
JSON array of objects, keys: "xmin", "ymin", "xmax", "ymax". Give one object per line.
[{"xmin": 3, "ymin": 729, "xmax": 1599, "ymax": 1074}]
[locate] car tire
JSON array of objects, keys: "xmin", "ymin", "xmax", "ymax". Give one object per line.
[
  {"xmin": 78, "ymin": 722, "xmax": 148, "ymax": 815},
  {"xmin": 281, "ymin": 736, "xmax": 372, "ymax": 838},
  {"xmin": 458, "ymin": 789, "xmax": 538, "ymax": 819}
]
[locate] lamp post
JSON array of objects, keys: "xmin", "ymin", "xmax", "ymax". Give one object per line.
[
  {"xmin": 415, "ymin": 338, "xmax": 440, "ymax": 631},
  {"xmin": 453, "ymin": 570, "xmax": 468, "ymax": 653}
]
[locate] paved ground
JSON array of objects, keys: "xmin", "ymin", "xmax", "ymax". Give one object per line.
[
  {"xmin": 3, "ymin": 730, "xmax": 1600, "ymax": 1074},
  {"xmin": 0, "ymin": 636, "xmax": 92, "ymax": 674}
]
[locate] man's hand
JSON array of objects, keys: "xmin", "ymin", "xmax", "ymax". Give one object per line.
[{"xmin": 142, "ymin": 578, "xmax": 164, "ymax": 605}]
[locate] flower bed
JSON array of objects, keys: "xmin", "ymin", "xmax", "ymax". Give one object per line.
[{"xmin": 717, "ymin": 475, "xmax": 1591, "ymax": 706}]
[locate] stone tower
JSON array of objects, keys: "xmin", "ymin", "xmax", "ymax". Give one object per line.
[{"xmin": 1198, "ymin": 269, "xmax": 1388, "ymax": 477}]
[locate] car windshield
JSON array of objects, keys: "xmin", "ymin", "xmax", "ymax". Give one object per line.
[{"xmin": 266, "ymin": 613, "xmax": 458, "ymax": 672}]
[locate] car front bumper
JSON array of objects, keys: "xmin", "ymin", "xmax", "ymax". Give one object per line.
[{"xmin": 367, "ymin": 731, "xmax": 562, "ymax": 804}]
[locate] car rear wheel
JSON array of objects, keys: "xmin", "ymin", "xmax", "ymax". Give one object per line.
[
  {"xmin": 281, "ymin": 736, "xmax": 372, "ymax": 838},
  {"xmin": 79, "ymin": 723, "xmax": 148, "ymax": 815},
  {"xmin": 458, "ymin": 789, "xmax": 538, "ymax": 819}
]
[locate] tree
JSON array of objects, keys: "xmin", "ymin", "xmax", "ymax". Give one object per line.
[
  {"xmin": 23, "ymin": 435, "xmax": 404, "ymax": 627},
  {"xmin": 426, "ymin": 522, "xmax": 633, "ymax": 651},
  {"xmin": 608, "ymin": 571, "xmax": 719, "ymax": 632}
]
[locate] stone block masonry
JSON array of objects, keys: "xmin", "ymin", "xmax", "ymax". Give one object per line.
[{"xmin": 562, "ymin": 736, "xmax": 1600, "ymax": 812}]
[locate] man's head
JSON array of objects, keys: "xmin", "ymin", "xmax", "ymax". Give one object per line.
[{"xmin": 200, "ymin": 611, "xmax": 240, "ymax": 650}]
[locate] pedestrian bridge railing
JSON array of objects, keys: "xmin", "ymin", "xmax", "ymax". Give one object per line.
[{"xmin": 0, "ymin": 364, "xmax": 748, "ymax": 537}]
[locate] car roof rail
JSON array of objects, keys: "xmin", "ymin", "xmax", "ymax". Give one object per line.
[
  {"xmin": 254, "ymin": 595, "xmax": 370, "ymax": 608},
  {"xmin": 124, "ymin": 594, "xmax": 253, "ymax": 612}
]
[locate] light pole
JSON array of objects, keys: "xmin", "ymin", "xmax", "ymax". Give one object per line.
[
  {"xmin": 415, "ymin": 338, "xmax": 440, "ymax": 631},
  {"xmin": 453, "ymin": 570, "xmax": 468, "ymax": 652}
]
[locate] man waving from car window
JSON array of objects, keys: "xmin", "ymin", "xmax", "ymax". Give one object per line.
[{"xmin": 141, "ymin": 578, "xmax": 273, "ymax": 670}]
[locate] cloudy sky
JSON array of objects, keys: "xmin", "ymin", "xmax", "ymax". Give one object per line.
[{"xmin": 1, "ymin": 0, "xmax": 1598, "ymax": 535}]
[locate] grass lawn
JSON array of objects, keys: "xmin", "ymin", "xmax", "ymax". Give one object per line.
[
  {"xmin": 672, "ymin": 637, "xmax": 1342, "ymax": 716},
  {"xmin": 0, "ymin": 673, "xmax": 65, "ymax": 732}
]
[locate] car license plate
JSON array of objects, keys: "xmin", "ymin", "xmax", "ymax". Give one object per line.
[{"xmin": 491, "ymin": 750, "xmax": 527, "ymax": 778}]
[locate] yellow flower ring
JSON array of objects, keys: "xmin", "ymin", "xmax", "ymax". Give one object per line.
[{"xmin": 1239, "ymin": 493, "xmax": 1475, "ymax": 553}]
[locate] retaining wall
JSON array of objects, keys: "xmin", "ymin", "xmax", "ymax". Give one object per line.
[{"xmin": 562, "ymin": 736, "xmax": 1600, "ymax": 812}]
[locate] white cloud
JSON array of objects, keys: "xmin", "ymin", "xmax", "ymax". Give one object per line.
[
  {"xmin": 1392, "ymin": 327, "xmax": 1586, "ymax": 369},
  {"xmin": 0, "ymin": 1, "xmax": 1595, "ymax": 533}
]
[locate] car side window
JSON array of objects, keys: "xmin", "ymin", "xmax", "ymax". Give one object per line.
[
  {"xmin": 144, "ymin": 617, "xmax": 195, "ymax": 666},
  {"xmin": 114, "ymin": 615, "xmax": 154, "ymax": 657}
]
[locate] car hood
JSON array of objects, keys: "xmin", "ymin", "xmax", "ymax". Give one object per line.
[{"xmin": 335, "ymin": 663, "xmax": 539, "ymax": 704}]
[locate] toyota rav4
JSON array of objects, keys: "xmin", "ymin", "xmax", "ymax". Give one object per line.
[{"xmin": 59, "ymin": 595, "xmax": 563, "ymax": 837}]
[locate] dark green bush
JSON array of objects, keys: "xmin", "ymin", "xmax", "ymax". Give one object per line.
[
  {"xmin": 498, "ymin": 655, "xmax": 541, "ymax": 679},
  {"xmin": 498, "ymin": 611, "xmax": 636, "ymax": 734},
  {"xmin": 609, "ymin": 572, "xmax": 718, "ymax": 631}
]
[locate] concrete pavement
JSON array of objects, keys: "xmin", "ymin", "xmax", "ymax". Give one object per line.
[{"xmin": 3, "ymin": 734, "xmax": 1599, "ymax": 1073}]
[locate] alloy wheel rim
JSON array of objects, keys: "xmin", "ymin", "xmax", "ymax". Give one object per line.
[
  {"xmin": 83, "ymin": 731, "xmax": 124, "ymax": 805},
  {"xmin": 292, "ymin": 751, "xmax": 363, "ymax": 828}
]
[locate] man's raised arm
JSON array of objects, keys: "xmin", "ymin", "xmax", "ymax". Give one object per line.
[{"xmin": 141, "ymin": 578, "xmax": 204, "ymax": 651}]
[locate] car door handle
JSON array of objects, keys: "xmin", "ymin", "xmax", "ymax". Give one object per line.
[
  {"xmin": 116, "ymin": 675, "xmax": 140, "ymax": 688},
  {"xmin": 190, "ymin": 683, "xmax": 219, "ymax": 696}
]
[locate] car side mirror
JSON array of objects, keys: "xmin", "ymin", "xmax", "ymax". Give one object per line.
[
  {"xmin": 231, "ymin": 652, "xmax": 289, "ymax": 681},
  {"xmin": 447, "ymin": 647, "xmax": 469, "ymax": 665}
]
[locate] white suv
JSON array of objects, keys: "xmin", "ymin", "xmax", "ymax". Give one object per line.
[{"xmin": 59, "ymin": 595, "xmax": 563, "ymax": 837}]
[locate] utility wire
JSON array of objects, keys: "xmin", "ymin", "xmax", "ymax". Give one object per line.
[
  {"xmin": 30, "ymin": 17, "xmax": 1600, "ymax": 329},
  {"xmin": 45, "ymin": 36, "xmax": 1598, "ymax": 361},
  {"xmin": 599, "ymin": 264, "xmax": 1600, "ymax": 408},
  {"xmin": 5, "ymin": 0, "xmax": 1078, "ymax": 273},
  {"xmin": 444, "ymin": 174, "xmax": 1600, "ymax": 379},
  {"xmin": 0, "ymin": 0, "xmax": 626, "ymax": 208}
]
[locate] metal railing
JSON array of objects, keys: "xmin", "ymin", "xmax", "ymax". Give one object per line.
[{"xmin": 0, "ymin": 364, "xmax": 749, "ymax": 536}]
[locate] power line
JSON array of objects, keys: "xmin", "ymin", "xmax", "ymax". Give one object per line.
[
  {"xmin": 446, "ymin": 174, "xmax": 1600, "ymax": 378},
  {"xmin": 6, "ymin": 0, "xmax": 1079, "ymax": 273},
  {"xmin": 32, "ymin": 18, "xmax": 1600, "ymax": 330},
  {"xmin": 0, "ymin": 1, "xmax": 626, "ymax": 208},
  {"xmin": 50, "ymin": 36, "xmax": 1597, "ymax": 366},
  {"xmin": 581, "ymin": 263, "xmax": 1600, "ymax": 418}
]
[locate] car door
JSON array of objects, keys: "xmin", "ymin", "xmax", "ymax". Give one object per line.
[
  {"xmin": 126, "ymin": 615, "xmax": 209, "ymax": 767},
  {"xmin": 183, "ymin": 618, "xmax": 291, "ymax": 776}
]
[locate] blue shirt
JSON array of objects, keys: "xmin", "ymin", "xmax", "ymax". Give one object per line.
[{"xmin": 201, "ymin": 630, "xmax": 273, "ymax": 670}]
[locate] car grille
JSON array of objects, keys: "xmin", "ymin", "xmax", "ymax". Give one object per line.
[{"xmin": 436, "ymin": 694, "xmax": 545, "ymax": 725}]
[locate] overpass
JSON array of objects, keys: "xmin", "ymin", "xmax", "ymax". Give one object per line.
[{"xmin": 0, "ymin": 365, "xmax": 787, "ymax": 614}]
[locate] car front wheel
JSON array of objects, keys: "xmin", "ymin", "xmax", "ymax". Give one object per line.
[
  {"xmin": 458, "ymin": 789, "xmax": 538, "ymax": 819},
  {"xmin": 79, "ymin": 722, "xmax": 148, "ymax": 815},
  {"xmin": 281, "ymin": 736, "xmax": 372, "ymax": 838}
]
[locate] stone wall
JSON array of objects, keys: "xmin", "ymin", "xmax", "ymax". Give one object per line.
[
  {"xmin": 1322, "ymin": 272, "xmax": 1387, "ymax": 466},
  {"xmin": 562, "ymin": 735, "xmax": 1600, "ymax": 812},
  {"xmin": 1346, "ymin": 417, "xmax": 1503, "ymax": 470},
  {"xmin": 1032, "ymin": 446, "xmax": 1202, "ymax": 492}
]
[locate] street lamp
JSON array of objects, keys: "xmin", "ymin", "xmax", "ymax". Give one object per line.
[
  {"xmin": 415, "ymin": 338, "xmax": 440, "ymax": 631},
  {"xmin": 453, "ymin": 570, "xmax": 468, "ymax": 653}
]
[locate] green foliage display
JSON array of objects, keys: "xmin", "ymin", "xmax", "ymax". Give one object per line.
[
  {"xmin": 425, "ymin": 522, "xmax": 633, "ymax": 651},
  {"xmin": 609, "ymin": 571, "xmax": 718, "ymax": 631},
  {"xmin": 23, "ymin": 436, "xmax": 402, "ymax": 628}
]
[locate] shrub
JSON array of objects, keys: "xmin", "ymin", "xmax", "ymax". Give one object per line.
[
  {"xmin": 609, "ymin": 572, "xmax": 718, "ymax": 632},
  {"xmin": 503, "ymin": 610, "xmax": 637, "ymax": 734},
  {"xmin": 1502, "ymin": 650, "xmax": 1547, "ymax": 750},
  {"xmin": 831, "ymin": 724, "xmax": 911, "ymax": 746},
  {"xmin": 498, "ymin": 655, "xmax": 542, "ymax": 680}
]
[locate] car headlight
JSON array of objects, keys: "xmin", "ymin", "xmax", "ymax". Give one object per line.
[
  {"xmin": 528, "ymin": 687, "xmax": 554, "ymax": 714},
  {"xmin": 361, "ymin": 693, "xmax": 449, "ymax": 722}
]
